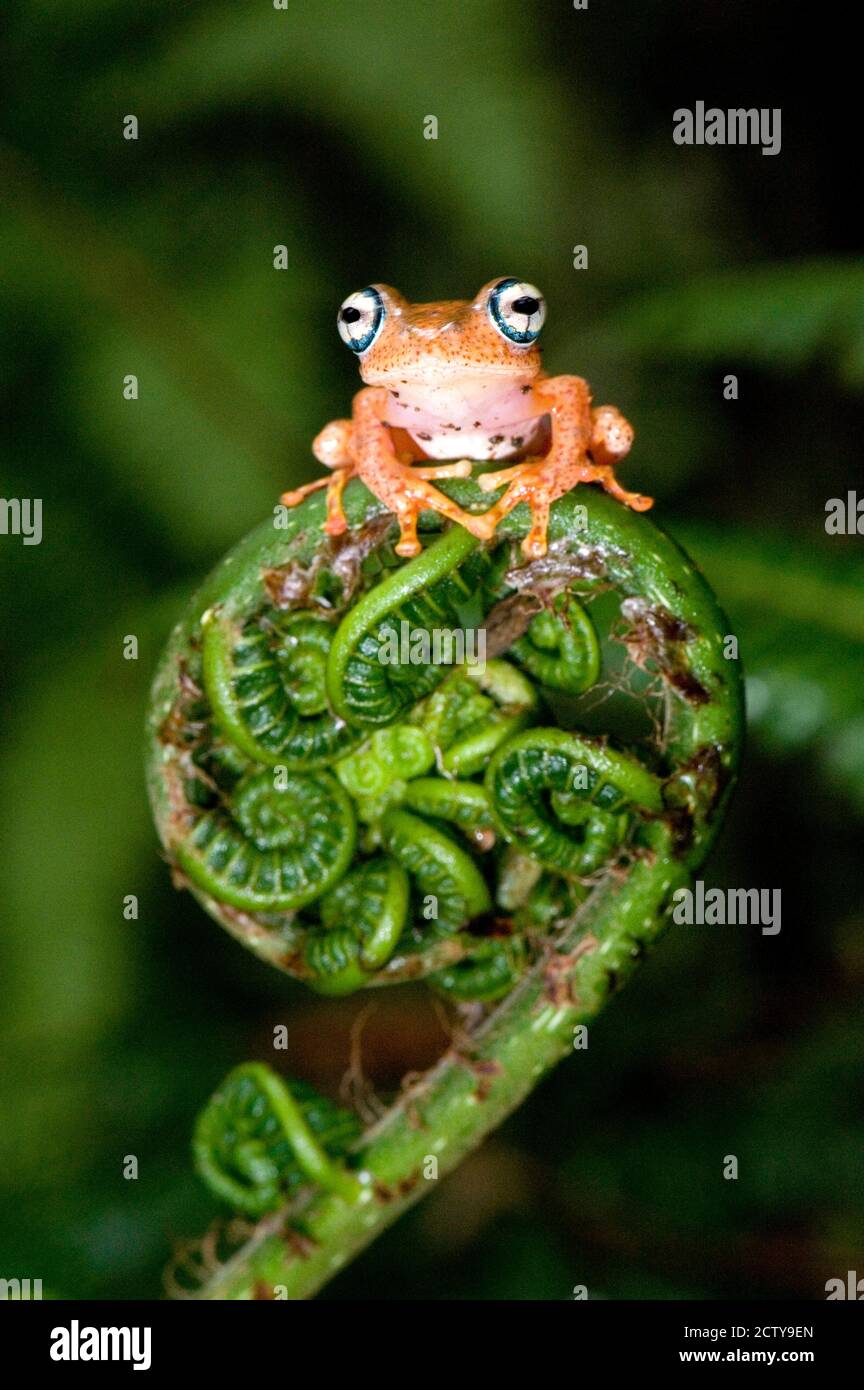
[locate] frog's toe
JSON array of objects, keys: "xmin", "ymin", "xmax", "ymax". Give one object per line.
[
  {"xmin": 413, "ymin": 460, "xmax": 473, "ymax": 481},
  {"xmin": 592, "ymin": 465, "xmax": 653, "ymax": 512},
  {"xmin": 477, "ymin": 463, "xmax": 526, "ymax": 494},
  {"xmin": 280, "ymin": 477, "xmax": 330, "ymax": 507},
  {"xmin": 628, "ymin": 494, "xmax": 654, "ymax": 512}
]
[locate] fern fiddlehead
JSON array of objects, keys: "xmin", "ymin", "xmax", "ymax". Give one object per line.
[
  {"xmin": 326, "ymin": 525, "xmax": 506, "ymax": 728},
  {"xmin": 192, "ymin": 1063, "xmax": 361, "ymax": 1213},
  {"xmin": 379, "ymin": 807, "xmax": 492, "ymax": 929},
  {"xmin": 202, "ymin": 608, "xmax": 360, "ymax": 768},
  {"xmin": 175, "ymin": 767, "xmax": 356, "ymax": 912},
  {"xmin": 416, "ymin": 660, "xmax": 538, "ymax": 776},
  {"xmin": 429, "ymin": 934, "xmax": 528, "ymax": 1003},
  {"xmin": 148, "ymin": 471, "xmax": 743, "ymax": 1298},
  {"xmin": 511, "ymin": 594, "xmax": 600, "ymax": 694},
  {"xmin": 302, "ymin": 855, "xmax": 410, "ymax": 996},
  {"xmin": 485, "ymin": 727, "xmax": 663, "ymax": 875}
]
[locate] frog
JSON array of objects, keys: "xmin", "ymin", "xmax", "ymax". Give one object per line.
[{"xmin": 280, "ymin": 278, "xmax": 652, "ymax": 560}]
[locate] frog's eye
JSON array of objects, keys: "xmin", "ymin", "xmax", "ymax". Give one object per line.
[
  {"xmin": 488, "ymin": 279, "xmax": 546, "ymax": 345},
  {"xmin": 337, "ymin": 287, "xmax": 385, "ymax": 353}
]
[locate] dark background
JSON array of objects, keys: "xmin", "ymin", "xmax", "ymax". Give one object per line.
[{"xmin": 1, "ymin": 0, "xmax": 861, "ymax": 1300}]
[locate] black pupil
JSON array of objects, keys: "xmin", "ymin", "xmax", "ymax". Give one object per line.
[
  {"xmin": 341, "ymin": 306, "xmax": 363, "ymax": 324},
  {"xmin": 512, "ymin": 296, "xmax": 539, "ymax": 316}
]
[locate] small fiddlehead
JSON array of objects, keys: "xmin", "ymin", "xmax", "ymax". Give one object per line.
[
  {"xmin": 379, "ymin": 806, "xmax": 492, "ymax": 930},
  {"xmin": 414, "ymin": 660, "xmax": 538, "ymax": 777},
  {"xmin": 202, "ymin": 608, "xmax": 358, "ymax": 767},
  {"xmin": 326, "ymin": 526, "xmax": 507, "ymax": 727},
  {"xmin": 429, "ymin": 934, "xmax": 527, "ymax": 1003},
  {"xmin": 511, "ymin": 594, "xmax": 600, "ymax": 694},
  {"xmin": 485, "ymin": 727, "xmax": 663, "ymax": 876},
  {"xmin": 148, "ymin": 472, "xmax": 743, "ymax": 1299},
  {"xmin": 176, "ymin": 768, "xmax": 356, "ymax": 911},
  {"xmin": 402, "ymin": 777, "xmax": 493, "ymax": 833},
  {"xmin": 193, "ymin": 1063, "xmax": 361, "ymax": 1214},
  {"xmin": 302, "ymin": 855, "xmax": 410, "ymax": 995},
  {"xmin": 333, "ymin": 723, "xmax": 435, "ymax": 821}
]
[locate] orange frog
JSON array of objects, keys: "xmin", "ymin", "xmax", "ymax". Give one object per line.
[{"xmin": 281, "ymin": 279, "xmax": 652, "ymax": 559}]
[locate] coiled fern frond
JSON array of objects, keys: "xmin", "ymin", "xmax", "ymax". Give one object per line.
[
  {"xmin": 193, "ymin": 1064, "xmax": 360, "ymax": 1215},
  {"xmin": 147, "ymin": 472, "xmax": 743, "ymax": 1298}
]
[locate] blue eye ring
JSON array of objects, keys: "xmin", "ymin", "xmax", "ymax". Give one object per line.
[
  {"xmin": 488, "ymin": 278, "xmax": 546, "ymax": 345},
  {"xmin": 337, "ymin": 286, "xmax": 385, "ymax": 354}
]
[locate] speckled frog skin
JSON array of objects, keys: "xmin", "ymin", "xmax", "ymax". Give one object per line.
[{"xmin": 282, "ymin": 278, "xmax": 652, "ymax": 559}]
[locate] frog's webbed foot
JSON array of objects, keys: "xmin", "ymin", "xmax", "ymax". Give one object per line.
[
  {"xmin": 280, "ymin": 468, "xmax": 355, "ymax": 538},
  {"xmin": 347, "ymin": 389, "xmax": 489, "ymax": 556},
  {"xmin": 477, "ymin": 459, "xmax": 543, "ymax": 494},
  {"xmin": 387, "ymin": 466, "xmax": 493, "ymax": 557},
  {"xmin": 479, "ymin": 456, "xmax": 652, "ymax": 559},
  {"xmin": 478, "ymin": 378, "xmax": 652, "ymax": 558},
  {"xmin": 587, "ymin": 465, "xmax": 653, "ymax": 513},
  {"xmin": 280, "ymin": 476, "xmax": 330, "ymax": 507},
  {"xmin": 475, "ymin": 460, "xmax": 562, "ymax": 559}
]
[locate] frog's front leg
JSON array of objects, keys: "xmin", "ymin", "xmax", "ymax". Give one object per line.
[
  {"xmin": 477, "ymin": 377, "xmax": 652, "ymax": 558},
  {"xmin": 349, "ymin": 387, "xmax": 489, "ymax": 557}
]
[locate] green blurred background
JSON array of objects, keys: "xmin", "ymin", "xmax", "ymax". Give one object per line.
[{"xmin": 1, "ymin": 0, "xmax": 862, "ymax": 1300}]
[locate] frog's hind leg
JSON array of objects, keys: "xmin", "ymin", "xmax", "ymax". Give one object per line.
[
  {"xmin": 323, "ymin": 467, "xmax": 353, "ymax": 536},
  {"xmin": 312, "ymin": 419, "xmax": 353, "ymax": 469},
  {"xmin": 589, "ymin": 405, "xmax": 634, "ymax": 468}
]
